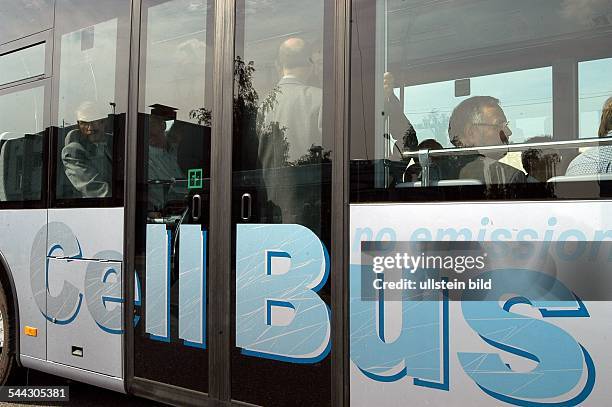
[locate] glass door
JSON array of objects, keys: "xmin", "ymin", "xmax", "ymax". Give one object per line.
[
  {"xmin": 132, "ymin": 0, "xmax": 213, "ymax": 393},
  {"xmin": 231, "ymin": 1, "xmax": 334, "ymax": 405}
]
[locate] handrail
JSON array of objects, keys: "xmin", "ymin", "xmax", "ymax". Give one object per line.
[{"xmin": 400, "ymin": 137, "xmax": 612, "ymax": 159}]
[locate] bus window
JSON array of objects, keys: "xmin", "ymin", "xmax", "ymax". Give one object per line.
[
  {"xmin": 0, "ymin": 43, "xmax": 45, "ymax": 87},
  {"xmin": 53, "ymin": 0, "xmax": 129, "ymax": 204},
  {"xmin": 350, "ymin": 0, "xmax": 612, "ymax": 202},
  {"xmin": 579, "ymin": 57, "xmax": 612, "ymax": 139},
  {"xmin": 405, "ymin": 67, "xmax": 553, "ymax": 148},
  {"xmin": 0, "ymin": 85, "xmax": 45, "ymax": 203}
]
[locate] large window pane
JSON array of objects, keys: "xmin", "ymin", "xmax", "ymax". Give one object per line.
[
  {"xmin": 53, "ymin": 0, "xmax": 130, "ymax": 202},
  {"xmin": 0, "ymin": 85, "xmax": 45, "ymax": 201},
  {"xmin": 133, "ymin": 0, "xmax": 213, "ymax": 393},
  {"xmin": 350, "ymin": 0, "xmax": 612, "ymax": 202}
]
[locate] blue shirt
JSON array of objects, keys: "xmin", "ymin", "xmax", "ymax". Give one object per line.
[{"xmin": 566, "ymin": 145, "xmax": 612, "ymax": 175}]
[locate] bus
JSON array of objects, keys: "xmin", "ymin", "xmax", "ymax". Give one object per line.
[{"xmin": 0, "ymin": 0, "xmax": 611, "ymax": 405}]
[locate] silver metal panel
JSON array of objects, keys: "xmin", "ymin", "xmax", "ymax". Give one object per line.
[
  {"xmin": 178, "ymin": 225, "xmax": 206, "ymax": 347},
  {"xmin": 48, "ymin": 208, "xmax": 124, "ymax": 260},
  {"xmin": 46, "ymin": 258, "xmax": 122, "ymax": 378},
  {"xmin": 0, "ymin": 209, "xmax": 47, "ymax": 360},
  {"xmin": 21, "ymin": 355, "xmax": 125, "ymax": 393},
  {"xmin": 145, "ymin": 224, "xmax": 169, "ymax": 341}
]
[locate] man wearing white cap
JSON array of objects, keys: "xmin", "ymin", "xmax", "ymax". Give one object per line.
[{"xmin": 61, "ymin": 101, "xmax": 113, "ymax": 197}]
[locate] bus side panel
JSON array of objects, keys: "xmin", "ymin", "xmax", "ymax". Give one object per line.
[
  {"xmin": 0, "ymin": 209, "xmax": 47, "ymax": 361},
  {"xmin": 349, "ymin": 202, "xmax": 611, "ymax": 407},
  {"xmin": 44, "ymin": 208, "xmax": 124, "ymax": 378},
  {"xmin": 47, "ymin": 208, "xmax": 124, "ymax": 261},
  {"xmin": 46, "ymin": 258, "xmax": 122, "ymax": 377}
]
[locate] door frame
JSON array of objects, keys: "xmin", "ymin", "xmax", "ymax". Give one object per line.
[{"xmin": 123, "ymin": 0, "xmax": 351, "ymax": 405}]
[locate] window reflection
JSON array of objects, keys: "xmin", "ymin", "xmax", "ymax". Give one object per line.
[
  {"xmin": 57, "ymin": 20, "xmax": 119, "ymax": 126},
  {"xmin": 141, "ymin": 0, "xmax": 212, "ymax": 218},
  {"xmin": 145, "ymin": 106, "xmax": 187, "ymax": 213},
  {"xmin": 0, "ymin": 0, "xmax": 53, "ymax": 45},
  {"xmin": 144, "ymin": 0, "xmax": 210, "ymax": 123},
  {"xmin": 234, "ymin": 0, "xmax": 330, "ymax": 232}
]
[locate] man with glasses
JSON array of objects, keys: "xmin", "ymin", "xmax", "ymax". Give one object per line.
[{"xmin": 447, "ymin": 96, "xmax": 526, "ymax": 185}]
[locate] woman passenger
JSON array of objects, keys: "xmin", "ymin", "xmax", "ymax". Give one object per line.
[{"xmin": 566, "ymin": 97, "xmax": 612, "ymax": 175}]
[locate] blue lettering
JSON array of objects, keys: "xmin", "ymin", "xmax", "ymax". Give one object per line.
[{"xmin": 235, "ymin": 224, "xmax": 330, "ymax": 363}]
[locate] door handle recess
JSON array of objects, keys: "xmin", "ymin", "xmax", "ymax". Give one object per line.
[
  {"xmin": 192, "ymin": 194, "xmax": 202, "ymax": 221},
  {"xmin": 241, "ymin": 193, "xmax": 252, "ymax": 221}
]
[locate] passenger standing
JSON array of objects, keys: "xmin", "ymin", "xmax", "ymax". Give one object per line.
[
  {"xmin": 259, "ymin": 37, "xmax": 323, "ymax": 165},
  {"xmin": 258, "ymin": 37, "xmax": 325, "ymax": 231}
]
